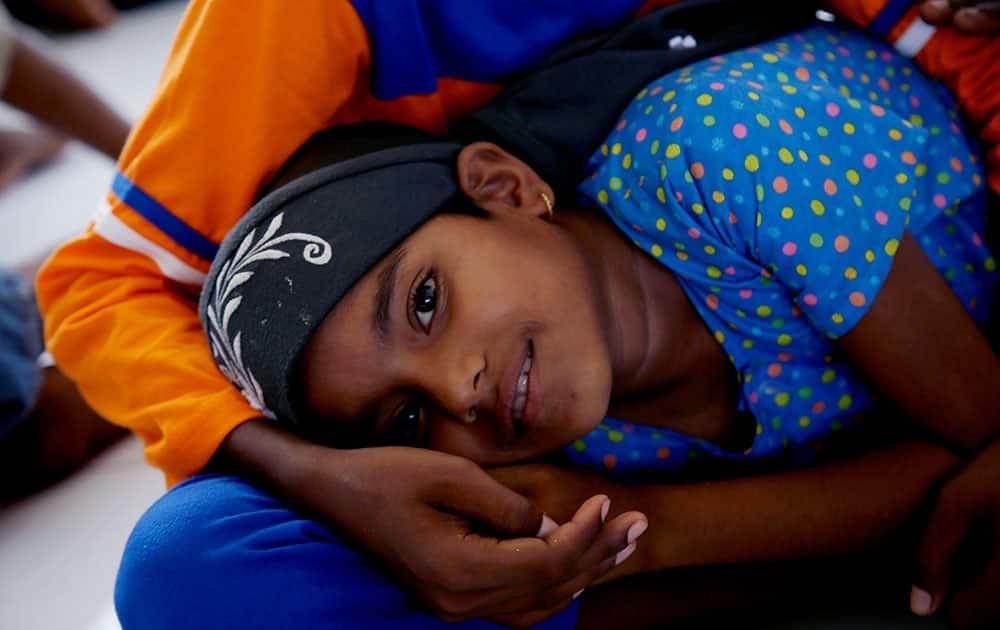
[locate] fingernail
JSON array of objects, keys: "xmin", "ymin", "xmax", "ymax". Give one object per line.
[
  {"xmin": 573, "ymin": 588, "xmax": 585, "ymax": 600},
  {"xmin": 614, "ymin": 542, "xmax": 636, "ymax": 566},
  {"xmin": 626, "ymin": 520, "xmax": 648, "ymax": 545},
  {"xmin": 600, "ymin": 499, "xmax": 610, "ymax": 523},
  {"xmin": 910, "ymin": 585, "xmax": 933, "ymax": 616},
  {"xmin": 537, "ymin": 514, "xmax": 558, "ymax": 537}
]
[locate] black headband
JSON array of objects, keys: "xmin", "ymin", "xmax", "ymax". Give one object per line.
[{"xmin": 200, "ymin": 140, "xmax": 463, "ymax": 424}]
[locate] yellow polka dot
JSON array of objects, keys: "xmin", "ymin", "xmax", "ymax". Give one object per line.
[
  {"xmin": 756, "ymin": 184, "xmax": 765, "ymax": 202},
  {"xmin": 656, "ymin": 188, "xmax": 666, "ymax": 204},
  {"xmin": 703, "ymin": 115, "xmax": 716, "ymax": 126},
  {"xmin": 844, "ymin": 266, "xmax": 858, "ymax": 280},
  {"xmin": 780, "ymin": 207, "xmax": 794, "ymax": 220},
  {"xmin": 778, "ymin": 148, "xmax": 794, "ymax": 164},
  {"xmin": 651, "ymin": 244, "xmax": 663, "ymax": 257},
  {"xmin": 756, "ymin": 212, "xmax": 763, "ymax": 227},
  {"xmin": 819, "ymin": 154, "xmax": 831, "ymax": 166},
  {"xmin": 781, "ymin": 85, "xmax": 797, "ymax": 94},
  {"xmin": 611, "ymin": 143, "xmax": 622, "ymax": 155},
  {"xmin": 714, "ymin": 330, "xmax": 726, "ymax": 343},
  {"xmin": 600, "ymin": 144, "xmax": 608, "ymax": 156},
  {"xmin": 655, "ymin": 217, "xmax": 666, "ymax": 231},
  {"xmin": 756, "ymin": 305, "xmax": 772, "ymax": 317},
  {"xmin": 799, "ymin": 417, "xmax": 811, "ymax": 428},
  {"xmin": 884, "ymin": 238, "xmax": 900, "ymax": 256},
  {"xmin": 676, "ymin": 251, "xmax": 689, "ymax": 261},
  {"xmin": 838, "ymin": 394, "xmax": 853, "ymax": 410},
  {"xmin": 756, "ymin": 113, "xmax": 770, "ymax": 127},
  {"xmin": 810, "ymin": 200, "xmax": 825, "ymax": 216},
  {"xmin": 796, "ymin": 263, "xmax": 808, "ymax": 276},
  {"xmin": 846, "ymin": 169, "xmax": 860, "ymax": 185},
  {"xmin": 704, "ymin": 245, "xmax": 716, "ymax": 255},
  {"xmin": 843, "ymin": 122, "xmax": 855, "ymax": 134},
  {"xmin": 608, "ymin": 430, "xmax": 624, "ymax": 443},
  {"xmin": 609, "ymin": 177, "xmax": 623, "ymax": 191},
  {"xmin": 762, "ymin": 53, "xmax": 779, "ymax": 63},
  {"xmin": 794, "ymin": 106, "xmax": 806, "ymax": 119},
  {"xmin": 712, "ymin": 190, "xmax": 726, "ymax": 203},
  {"xmin": 915, "ymin": 163, "xmax": 928, "ymax": 176},
  {"xmin": 722, "ymin": 167, "xmax": 735, "ymax": 181},
  {"xmin": 865, "ymin": 249, "xmax": 875, "ymax": 263},
  {"xmin": 745, "ymin": 154, "xmax": 760, "ymax": 173},
  {"xmin": 831, "ymin": 312, "xmax": 845, "ymax": 324},
  {"xmin": 597, "ymin": 190, "xmax": 609, "ymax": 204},
  {"xmin": 985, "ymin": 257, "xmax": 997, "ymax": 272},
  {"xmin": 696, "ymin": 93, "xmax": 713, "ymax": 106},
  {"xmin": 797, "ymin": 149, "xmax": 808, "ymax": 162},
  {"xmin": 622, "ymin": 154, "xmax": 632, "ymax": 169},
  {"xmin": 895, "ymin": 172, "xmax": 908, "ymax": 184},
  {"xmin": 692, "ymin": 203, "xmax": 705, "ymax": 215},
  {"xmin": 775, "ymin": 392, "xmax": 790, "ymax": 407},
  {"xmin": 821, "ymin": 369, "xmax": 836, "ymax": 383},
  {"xmin": 888, "ymin": 128, "xmax": 902, "ymax": 140},
  {"xmin": 707, "ymin": 265, "xmax": 722, "ymax": 279},
  {"xmin": 662, "ymin": 89, "xmax": 676, "ymax": 102},
  {"xmin": 742, "ymin": 339, "xmax": 754, "ymax": 349},
  {"xmin": 665, "ymin": 143, "xmax": 681, "ymax": 159},
  {"xmin": 748, "ymin": 91, "xmax": 760, "ymax": 101},
  {"xmin": 777, "ymin": 333, "xmax": 792, "ymax": 346}
]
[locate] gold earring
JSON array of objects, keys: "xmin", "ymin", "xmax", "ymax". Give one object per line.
[{"xmin": 539, "ymin": 191, "xmax": 554, "ymax": 218}]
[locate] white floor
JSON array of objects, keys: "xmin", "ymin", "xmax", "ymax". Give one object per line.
[{"xmin": 0, "ymin": 3, "xmax": 186, "ymax": 629}]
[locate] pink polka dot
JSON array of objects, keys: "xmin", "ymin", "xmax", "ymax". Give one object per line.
[
  {"xmin": 823, "ymin": 178, "xmax": 837, "ymax": 195},
  {"xmin": 863, "ymin": 153, "xmax": 878, "ymax": 169},
  {"xmin": 635, "ymin": 128, "xmax": 647, "ymax": 142},
  {"xmin": 710, "ymin": 81, "xmax": 725, "ymax": 91},
  {"xmin": 674, "ymin": 191, "xmax": 683, "ymax": 202},
  {"xmin": 826, "ymin": 102, "xmax": 840, "ymax": 117},
  {"xmin": 782, "ymin": 241, "xmax": 797, "ymax": 256},
  {"xmin": 973, "ymin": 233, "xmax": 983, "ymax": 247},
  {"xmin": 879, "ymin": 51, "xmax": 892, "ymax": 61},
  {"xmin": 688, "ymin": 227, "xmax": 701, "ymax": 239},
  {"xmin": 779, "ymin": 119, "xmax": 793, "ymax": 135},
  {"xmin": 909, "ymin": 95, "xmax": 920, "ymax": 108},
  {"xmin": 739, "ymin": 289, "xmax": 753, "ymax": 299},
  {"xmin": 802, "ymin": 293, "xmax": 818, "ymax": 306},
  {"xmin": 725, "ymin": 266, "xmax": 736, "ymax": 276},
  {"xmin": 836, "ymin": 46, "xmax": 849, "ymax": 56},
  {"xmin": 749, "ymin": 391, "xmax": 759, "ymax": 404},
  {"xmin": 870, "ymin": 104, "xmax": 885, "ymax": 117},
  {"xmin": 933, "ymin": 193, "xmax": 947, "ymax": 209},
  {"xmin": 732, "ymin": 123, "xmax": 748, "ymax": 139},
  {"xmin": 748, "ymin": 81, "xmax": 764, "ymax": 90},
  {"xmin": 622, "ymin": 423, "xmax": 636, "ymax": 432},
  {"xmin": 649, "ymin": 86, "xmax": 662, "ymax": 95},
  {"xmin": 773, "ymin": 176, "xmax": 788, "ymax": 193},
  {"xmin": 874, "ymin": 210, "xmax": 889, "ymax": 225}
]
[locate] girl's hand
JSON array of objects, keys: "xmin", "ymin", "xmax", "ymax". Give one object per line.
[
  {"xmin": 489, "ymin": 461, "xmax": 649, "ymax": 581},
  {"xmin": 306, "ymin": 447, "xmax": 646, "ymax": 627},
  {"xmin": 920, "ymin": 1, "xmax": 1000, "ymax": 35},
  {"xmin": 912, "ymin": 437, "xmax": 1000, "ymax": 628}
]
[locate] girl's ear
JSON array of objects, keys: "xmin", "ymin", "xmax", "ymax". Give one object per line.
[{"xmin": 456, "ymin": 142, "xmax": 554, "ymax": 218}]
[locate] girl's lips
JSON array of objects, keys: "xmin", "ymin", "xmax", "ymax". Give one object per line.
[
  {"xmin": 500, "ymin": 339, "xmax": 536, "ymax": 444},
  {"xmin": 515, "ymin": 340, "xmax": 541, "ymax": 440}
]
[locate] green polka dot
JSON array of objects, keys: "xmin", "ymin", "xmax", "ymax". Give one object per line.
[
  {"xmin": 770, "ymin": 318, "xmax": 785, "ymax": 328},
  {"xmin": 650, "ymin": 140, "xmax": 660, "ymax": 155},
  {"xmin": 703, "ymin": 115, "xmax": 716, "ymax": 126},
  {"xmin": 707, "ymin": 265, "xmax": 722, "ymax": 279},
  {"xmin": 771, "ymin": 417, "xmax": 782, "ymax": 429},
  {"xmin": 609, "ymin": 177, "xmax": 623, "ymax": 191},
  {"xmin": 809, "ymin": 233, "xmax": 824, "ymax": 248},
  {"xmin": 608, "ymin": 430, "xmax": 624, "ymax": 443},
  {"xmin": 775, "ymin": 392, "xmax": 791, "ymax": 407},
  {"xmin": 573, "ymin": 440, "xmax": 587, "ymax": 452},
  {"xmin": 756, "ymin": 113, "xmax": 771, "ymax": 127},
  {"xmin": 798, "ymin": 387, "xmax": 813, "ymax": 399},
  {"xmin": 777, "ymin": 333, "xmax": 792, "ymax": 346},
  {"xmin": 821, "ymin": 369, "xmax": 836, "ymax": 383},
  {"xmin": 831, "ymin": 421, "xmax": 843, "ymax": 432},
  {"xmin": 985, "ymin": 257, "xmax": 997, "ymax": 272},
  {"xmin": 838, "ymin": 394, "xmax": 853, "ymax": 410}
]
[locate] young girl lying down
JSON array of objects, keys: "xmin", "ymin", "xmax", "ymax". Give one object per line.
[{"xmin": 122, "ymin": 19, "xmax": 999, "ymax": 630}]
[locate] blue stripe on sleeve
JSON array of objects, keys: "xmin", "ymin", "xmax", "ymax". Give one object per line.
[
  {"xmin": 111, "ymin": 172, "xmax": 219, "ymax": 262},
  {"xmin": 869, "ymin": 0, "xmax": 915, "ymax": 38},
  {"xmin": 349, "ymin": 0, "xmax": 644, "ymax": 100}
]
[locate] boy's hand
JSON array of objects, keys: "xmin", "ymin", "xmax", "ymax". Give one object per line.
[
  {"xmin": 912, "ymin": 437, "xmax": 1000, "ymax": 628},
  {"xmin": 920, "ymin": 1, "xmax": 1000, "ymax": 35},
  {"xmin": 489, "ymin": 461, "xmax": 648, "ymax": 582},
  {"xmin": 307, "ymin": 446, "xmax": 646, "ymax": 627}
]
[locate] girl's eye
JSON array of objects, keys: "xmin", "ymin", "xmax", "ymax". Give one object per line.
[
  {"xmin": 412, "ymin": 274, "xmax": 437, "ymax": 332},
  {"xmin": 386, "ymin": 400, "xmax": 424, "ymax": 445}
]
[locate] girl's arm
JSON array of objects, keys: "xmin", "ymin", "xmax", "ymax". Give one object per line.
[{"xmin": 492, "ymin": 438, "xmax": 958, "ymax": 575}]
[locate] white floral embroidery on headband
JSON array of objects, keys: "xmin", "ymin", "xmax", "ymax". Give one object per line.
[{"xmin": 204, "ymin": 212, "xmax": 333, "ymax": 419}]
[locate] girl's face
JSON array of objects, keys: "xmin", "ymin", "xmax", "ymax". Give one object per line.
[{"xmin": 300, "ymin": 145, "xmax": 616, "ymax": 465}]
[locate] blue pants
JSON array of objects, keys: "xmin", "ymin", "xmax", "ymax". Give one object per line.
[{"xmin": 115, "ymin": 473, "xmax": 580, "ymax": 629}]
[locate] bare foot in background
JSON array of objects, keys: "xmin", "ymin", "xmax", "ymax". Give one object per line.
[{"xmin": 0, "ymin": 127, "xmax": 65, "ymax": 192}]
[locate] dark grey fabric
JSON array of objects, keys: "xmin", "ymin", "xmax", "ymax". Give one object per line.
[{"xmin": 199, "ymin": 142, "xmax": 462, "ymax": 424}]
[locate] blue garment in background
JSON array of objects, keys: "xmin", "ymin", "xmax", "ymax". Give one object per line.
[{"xmin": 0, "ymin": 268, "xmax": 44, "ymax": 440}]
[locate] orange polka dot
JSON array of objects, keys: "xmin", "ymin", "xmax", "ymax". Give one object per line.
[
  {"xmin": 656, "ymin": 447, "xmax": 671, "ymax": 459},
  {"xmin": 777, "ymin": 352, "xmax": 793, "ymax": 362},
  {"xmin": 690, "ymin": 162, "xmax": 705, "ymax": 179},
  {"xmin": 603, "ymin": 454, "xmax": 617, "ymax": 469},
  {"xmin": 767, "ymin": 363, "xmax": 783, "ymax": 377},
  {"xmin": 670, "ymin": 116, "xmax": 684, "ymax": 132},
  {"xmin": 812, "ymin": 401, "xmax": 826, "ymax": 414},
  {"xmin": 705, "ymin": 294, "xmax": 720, "ymax": 310},
  {"xmin": 950, "ymin": 157, "xmax": 963, "ymax": 172},
  {"xmin": 772, "ymin": 176, "xmax": 788, "ymax": 193},
  {"xmin": 834, "ymin": 235, "xmax": 850, "ymax": 253},
  {"xmin": 901, "ymin": 151, "xmax": 916, "ymax": 165},
  {"xmin": 849, "ymin": 291, "xmax": 866, "ymax": 307},
  {"xmin": 823, "ymin": 178, "xmax": 837, "ymax": 195}
]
